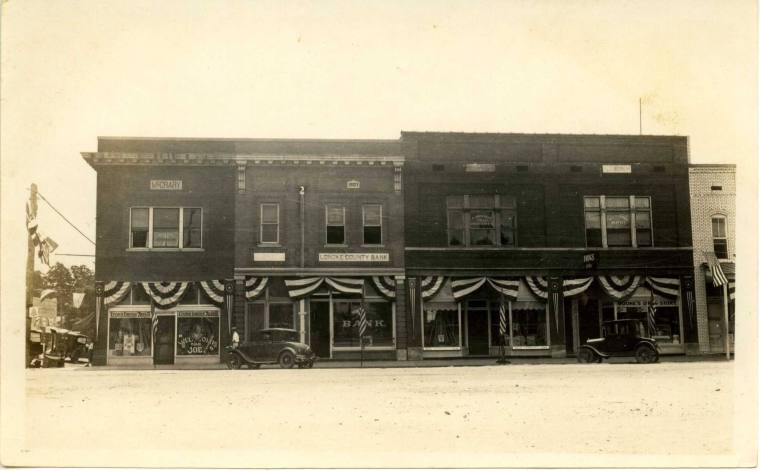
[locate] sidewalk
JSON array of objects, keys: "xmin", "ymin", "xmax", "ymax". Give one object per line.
[{"xmin": 76, "ymin": 353, "xmax": 733, "ymax": 371}]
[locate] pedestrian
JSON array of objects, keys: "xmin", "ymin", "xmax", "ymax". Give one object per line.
[
  {"xmin": 86, "ymin": 340, "xmax": 94, "ymax": 367},
  {"xmin": 231, "ymin": 326, "xmax": 240, "ymax": 349}
]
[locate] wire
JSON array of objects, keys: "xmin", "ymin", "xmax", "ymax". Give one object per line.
[
  {"xmin": 36, "ymin": 191, "xmax": 96, "ymax": 246},
  {"xmin": 54, "ymin": 253, "xmax": 96, "ymax": 257}
]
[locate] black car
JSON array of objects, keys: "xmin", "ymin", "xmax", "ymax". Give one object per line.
[
  {"xmin": 578, "ymin": 319, "xmax": 659, "ymax": 364},
  {"xmin": 226, "ymin": 328, "xmax": 316, "ymax": 369}
]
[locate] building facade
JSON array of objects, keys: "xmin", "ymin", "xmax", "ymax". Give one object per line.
[
  {"xmin": 84, "ymin": 132, "xmax": 700, "ymax": 367},
  {"xmin": 688, "ymin": 165, "xmax": 736, "ymax": 353}
]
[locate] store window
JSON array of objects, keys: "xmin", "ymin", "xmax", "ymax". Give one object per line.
[
  {"xmin": 446, "ymin": 195, "xmax": 516, "ymax": 247},
  {"xmin": 245, "ymin": 283, "xmax": 295, "ymax": 338},
  {"xmin": 129, "ymin": 207, "xmax": 203, "ymax": 249},
  {"xmin": 332, "ymin": 301, "xmax": 393, "ymax": 348},
  {"xmin": 260, "ymin": 203, "xmax": 279, "ymax": 244},
  {"xmin": 362, "ymin": 204, "xmax": 383, "ymax": 245},
  {"xmin": 268, "ymin": 303, "xmax": 295, "ymax": 329},
  {"xmin": 108, "ymin": 311, "xmax": 152, "ymax": 357},
  {"xmin": 712, "ymin": 215, "xmax": 729, "ymax": 259},
  {"xmin": 176, "ymin": 312, "xmax": 220, "ymax": 356},
  {"xmin": 616, "ymin": 294, "xmax": 681, "ymax": 344},
  {"xmin": 584, "ymin": 196, "xmax": 652, "ymax": 248},
  {"xmin": 326, "ymin": 205, "xmax": 346, "ymax": 245},
  {"xmin": 510, "ymin": 302, "xmax": 548, "ymax": 347},
  {"xmin": 423, "ymin": 303, "xmax": 460, "ymax": 347}
]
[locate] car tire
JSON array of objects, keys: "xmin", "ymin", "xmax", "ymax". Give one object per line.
[
  {"xmin": 305, "ymin": 361, "xmax": 314, "ymax": 369},
  {"xmin": 635, "ymin": 345, "xmax": 657, "ymax": 364},
  {"xmin": 278, "ymin": 351, "xmax": 295, "ymax": 369},
  {"xmin": 226, "ymin": 353, "xmax": 242, "ymax": 370},
  {"xmin": 577, "ymin": 348, "xmax": 596, "ymax": 363}
]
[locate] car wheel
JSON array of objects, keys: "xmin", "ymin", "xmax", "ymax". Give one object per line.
[
  {"xmin": 635, "ymin": 345, "xmax": 657, "ymax": 364},
  {"xmin": 577, "ymin": 348, "xmax": 596, "ymax": 363},
  {"xmin": 305, "ymin": 361, "xmax": 314, "ymax": 369},
  {"xmin": 250, "ymin": 363, "xmax": 261, "ymax": 369},
  {"xmin": 278, "ymin": 351, "xmax": 295, "ymax": 369},
  {"xmin": 226, "ymin": 353, "xmax": 242, "ymax": 370}
]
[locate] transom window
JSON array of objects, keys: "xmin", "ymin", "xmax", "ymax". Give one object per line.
[
  {"xmin": 446, "ymin": 195, "xmax": 516, "ymax": 247},
  {"xmin": 362, "ymin": 204, "xmax": 383, "ymax": 245},
  {"xmin": 260, "ymin": 203, "xmax": 279, "ymax": 244},
  {"xmin": 711, "ymin": 215, "xmax": 729, "ymax": 259},
  {"xmin": 584, "ymin": 196, "xmax": 651, "ymax": 248},
  {"xmin": 130, "ymin": 207, "xmax": 202, "ymax": 249},
  {"xmin": 325, "ymin": 205, "xmax": 346, "ymax": 245}
]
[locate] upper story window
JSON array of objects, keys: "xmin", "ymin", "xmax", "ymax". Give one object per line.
[
  {"xmin": 325, "ymin": 204, "xmax": 346, "ymax": 245},
  {"xmin": 362, "ymin": 204, "xmax": 382, "ymax": 245},
  {"xmin": 446, "ymin": 195, "xmax": 516, "ymax": 247},
  {"xmin": 130, "ymin": 207, "xmax": 202, "ymax": 249},
  {"xmin": 711, "ymin": 215, "xmax": 729, "ymax": 259},
  {"xmin": 260, "ymin": 203, "xmax": 279, "ymax": 244},
  {"xmin": 584, "ymin": 196, "xmax": 651, "ymax": 248}
]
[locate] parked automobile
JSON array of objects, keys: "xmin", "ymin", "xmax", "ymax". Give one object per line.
[
  {"xmin": 226, "ymin": 328, "xmax": 316, "ymax": 369},
  {"xmin": 578, "ymin": 319, "xmax": 659, "ymax": 364}
]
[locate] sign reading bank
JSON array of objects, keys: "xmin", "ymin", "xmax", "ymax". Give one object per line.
[{"xmin": 319, "ymin": 253, "xmax": 390, "ymax": 262}]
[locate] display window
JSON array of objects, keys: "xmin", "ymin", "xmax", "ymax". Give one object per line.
[
  {"xmin": 332, "ymin": 300, "xmax": 394, "ymax": 348},
  {"xmin": 616, "ymin": 294, "xmax": 681, "ymax": 344},
  {"xmin": 108, "ymin": 311, "xmax": 152, "ymax": 357},
  {"xmin": 176, "ymin": 311, "xmax": 220, "ymax": 356},
  {"xmin": 510, "ymin": 301, "xmax": 548, "ymax": 347},
  {"xmin": 423, "ymin": 302, "xmax": 460, "ymax": 348}
]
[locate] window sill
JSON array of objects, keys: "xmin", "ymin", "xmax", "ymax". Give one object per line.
[
  {"xmin": 257, "ymin": 243, "xmax": 282, "ymax": 248},
  {"xmin": 360, "ymin": 244, "xmax": 385, "ymax": 248},
  {"xmin": 324, "ymin": 244, "xmax": 349, "ymax": 248},
  {"xmin": 511, "ymin": 346, "xmax": 550, "ymax": 350},
  {"xmin": 332, "ymin": 346, "xmax": 395, "ymax": 351},
  {"xmin": 422, "ymin": 346, "xmax": 462, "ymax": 351},
  {"xmin": 126, "ymin": 248, "xmax": 205, "ymax": 252}
]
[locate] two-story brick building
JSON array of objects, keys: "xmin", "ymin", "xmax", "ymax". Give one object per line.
[{"xmin": 402, "ymin": 132, "xmax": 697, "ymax": 359}]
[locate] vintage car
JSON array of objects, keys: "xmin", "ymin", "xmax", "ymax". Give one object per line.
[
  {"xmin": 578, "ymin": 319, "xmax": 659, "ymax": 364},
  {"xmin": 225, "ymin": 328, "xmax": 316, "ymax": 369}
]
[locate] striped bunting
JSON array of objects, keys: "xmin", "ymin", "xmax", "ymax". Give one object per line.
[
  {"xmin": 199, "ymin": 280, "xmax": 227, "ymax": 306},
  {"xmin": 526, "ymin": 277, "xmax": 593, "ymax": 300},
  {"xmin": 141, "ymin": 282, "xmax": 190, "ymax": 308},
  {"xmin": 420, "ymin": 276, "xmax": 446, "ymax": 300},
  {"xmin": 355, "ymin": 304, "xmax": 368, "ymax": 338},
  {"xmin": 728, "ymin": 281, "xmax": 735, "ymax": 301},
  {"xmin": 597, "ymin": 275, "xmax": 644, "ymax": 301},
  {"xmin": 284, "ymin": 277, "xmax": 364, "ymax": 299},
  {"xmin": 525, "ymin": 277, "xmax": 549, "ymax": 299},
  {"xmin": 371, "ymin": 276, "xmax": 396, "ymax": 299},
  {"xmin": 244, "ymin": 276, "xmax": 269, "ymax": 300},
  {"xmin": 451, "ymin": 277, "xmax": 519, "ymax": 301},
  {"xmin": 647, "ymin": 295, "xmax": 657, "ymax": 336},
  {"xmin": 103, "ymin": 281, "xmax": 131, "ymax": 306},
  {"xmin": 498, "ymin": 301, "xmax": 507, "ymax": 337},
  {"xmin": 703, "ymin": 251, "xmax": 729, "ymax": 287},
  {"xmin": 645, "ymin": 277, "xmax": 680, "ymax": 299}
]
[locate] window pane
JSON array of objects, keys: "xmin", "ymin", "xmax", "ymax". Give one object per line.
[
  {"xmin": 364, "ymin": 302, "xmax": 393, "ymax": 346},
  {"xmin": 470, "ymin": 210, "xmax": 495, "ymax": 228},
  {"xmin": 585, "ymin": 212, "xmax": 601, "ymax": 229},
  {"xmin": 153, "ymin": 208, "xmax": 179, "ymax": 228},
  {"xmin": 605, "ymin": 197, "xmax": 630, "ymax": 209},
  {"xmin": 500, "ymin": 226, "xmax": 515, "ymax": 246},
  {"xmin": 584, "ymin": 197, "xmax": 600, "ymax": 209},
  {"xmin": 606, "ymin": 212, "xmax": 630, "ymax": 230},
  {"xmin": 423, "ymin": 304, "xmax": 460, "ymax": 347},
  {"xmin": 712, "ymin": 218, "xmax": 726, "ymax": 238},
  {"xmin": 714, "ymin": 240, "xmax": 728, "ymax": 259},
  {"xmin": 586, "ymin": 229, "xmax": 603, "ymax": 247},
  {"xmin": 333, "ymin": 301, "xmax": 362, "ymax": 347},
  {"xmin": 326, "ymin": 206, "xmax": 344, "ymax": 225},
  {"xmin": 183, "ymin": 208, "xmax": 202, "ymax": 248},
  {"xmin": 637, "ymin": 229, "xmax": 652, "ymax": 247},
  {"xmin": 363, "ymin": 205, "xmax": 382, "ymax": 225},
  {"xmin": 607, "ymin": 229, "xmax": 632, "ymax": 247},
  {"xmin": 176, "ymin": 316, "xmax": 219, "ymax": 356},
  {"xmin": 261, "ymin": 224, "xmax": 278, "ymax": 243},
  {"xmin": 327, "ymin": 226, "xmax": 345, "ymax": 244},
  {"xmin": 511, "ymin": 304, "xmax": 548, "ymax": 346},
  {"xmin": 364, "ymin": 226, "xmax": 382, "ymax": 245},
  {"xmin": 131, "ymin": 208, "xmax": 149, "ymax": 248},
  {"xmin": 268, "ymin": 303, "xmax": 294, "ymax": 329},
  {"xmin": 470, "ymin": 229, "xmax": 495, "ymax": 246},
  {"xmin": 469, "ymin": 195, "xmax": 494, "ymax": 208},
  {"xmin": 635, "ymin": 197, "xmax": 651, "ymax": 209},
  {"xmin": 635, "ymin": 211, "xmax": 651, "ymax": 229},
  {"xmin": 262, "ymin": 204, "xmax": 278, "ymax": 224},
  {"xmin": 108, "ymin": 314, "xmax": 152, "ymax": 357},
  {"xmin": 446, "ymin": 196, "xmax": 463, "ymax": 208},
  {"xmin": 448, "ymin": 210, "xmax": 464, "ymax": 246}
]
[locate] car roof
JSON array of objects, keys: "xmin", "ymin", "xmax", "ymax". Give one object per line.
[{"xmin": 259, "ymin": 328, "xmax": 298, "ymax": 333}]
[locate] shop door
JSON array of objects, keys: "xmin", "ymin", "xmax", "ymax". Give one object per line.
[
  {"xmin": 154, "ymin": 316, "xmax": 175, "ymax": 365},
  {"xmin": 310, "ymin": 302, "xmax": 330, "ymax": 358},
  {"xmin": 466, "ymin": 307, "xmax": 489, "ymax": 356},
  {"xmin": 578, "ymin": 299, "xmax": 600, "ymax": 345}
]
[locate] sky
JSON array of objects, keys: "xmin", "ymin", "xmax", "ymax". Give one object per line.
[{"xmin": 1, "ymin": 0, "xmax": 757, "ymax": 274}]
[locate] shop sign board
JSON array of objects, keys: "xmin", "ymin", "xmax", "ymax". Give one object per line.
[
  {"xmin": 618, "ymin": 298, "xmax": 677, "ymax": 308},
  {"xmin": 110, "ymin": 311, "xmax": 151, "ymax": 318},
  {"xmin": 583, "ymin": 251, "xmax": 599, "ymax": 269},
  {"xmin": 602, "ymin": 164, "xmax": 632, "ymax": 174},
  {"xmin": 150, "ymin": 180, "xmax": 183, "ymax": 190},
  {"xmin": 253, "ymin": 252, "xmax": 286, "ymax": 262},
  {"xmin": 346, "ymin": 180, "xmax": 360, "ymax": 189},
  {"xmin": 606, "ymin": 213, "xmax": 630, "ymax": 228},
  {"xmin": 319, "ymin": 253, "xmax": 389, "ymax": 262}
]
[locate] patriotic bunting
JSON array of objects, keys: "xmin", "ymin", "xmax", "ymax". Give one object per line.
[
  {"xmin": 141, "ymin": 282, "xmax": 190, "ymax": 308},
  {"xmin": 420, "ymin": 276, "xmax": 446, "ymax": 300},
  {"xmin": 525, "ymin": 276, "xmax": 593, "ymax": 300},
  {"xmin": 284, "ymin": 277, "xmax": 364, "ymax": 299},
  {"xmin": 103, "ymin": 281, "xmax": 131, "ymax": 306},
  {"xmin": 371, "ymin": 276, "xmax": 396, "ymax": 300},
  {"xmin": 199, "ymin": 280, "xmax": 227, "ymax": 306},
  {"xmin": 645, "ymin": 277, "xmax": 680, "ymax": 299},
  {"xmin": 728, "ymin": 281, "xmax": 735, "ymax": 301},
  {"xmin": 244, "ymin": 276, "xmax": 269, "ymax": 300},
  {"xmin": 39, "ymin": 289, "xmax": 57, "ymax": 303},
  {"xmin": 451, "ymin": 277, "xmax": 519, "ymax": 301},
  {"xmin": 597, "ymin": 275, "xmax": 644, "ymax": 301}
]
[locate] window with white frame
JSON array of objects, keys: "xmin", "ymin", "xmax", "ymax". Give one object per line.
[
  {"xmin": 260, "ymin": 203, "xmax": 279, "ymax": 244},
  {"xmin": 584, "ymin": 196, "xmax": 652, "ymax": 248},
  {"xmin": 711, "ymin": 215, "xmax": 729, "ymax": 259},
  {"xmin": 129, "ymin": 207, "xmax": 202, "ymax": 249},
  {"xmin": 325, "ymin": 204, "xmax": 346, "ymax": 245},
  {"xmin": 446, "ymin": 195, "xmax": 516, "ymax": 247},
  {"xmin": 362, "ymin": 204, "xmax": 382, "ymax": 245}
]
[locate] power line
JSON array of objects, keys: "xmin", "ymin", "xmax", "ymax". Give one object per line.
[
  {"xmin": 35, "ymin": 191, "xmax": 96, "ymax": 246},
  {"xmin": 55, "ymin": 253, "xmax": 96, "ymax": 257}
]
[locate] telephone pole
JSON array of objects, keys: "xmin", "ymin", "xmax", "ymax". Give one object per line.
[{"xmin": 26, "ymin": 183, "xmax": 38, "ymax": 367}]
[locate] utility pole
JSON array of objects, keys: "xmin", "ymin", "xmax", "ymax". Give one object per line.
[{"xmin": 26, "ymin": 183, "xmax": 38, "ymax": 367}]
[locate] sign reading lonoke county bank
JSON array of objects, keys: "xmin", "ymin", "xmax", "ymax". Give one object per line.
[{"xmin": 319, "ymin": 253, "xmax": 390, "ymax": 262}]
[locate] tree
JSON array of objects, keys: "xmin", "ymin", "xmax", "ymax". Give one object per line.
[{"xmin": 40, "ymin": 263, "xmax": 96, "ymax": 335}]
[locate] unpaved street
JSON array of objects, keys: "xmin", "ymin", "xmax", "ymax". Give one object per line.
[{"xmin": 20, "ymin": 362, "xmax": 735, "ymax": 467}]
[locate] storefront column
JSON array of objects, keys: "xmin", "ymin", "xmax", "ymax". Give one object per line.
[
  {"xmin": 547, "ymin": 277, "xmax": 566, "ymax": 358},
  {"xmin": 406, "ymin": 277, "xmax": 423, "ymax": 360},
  {"xmin": 681, "ymin": 275, "xmax": 700, "ymax": 355},
  {"xmin": 298, "ymin": 299, "xmax": 306, "ymax": 344},
  {"xmin": 92, "ymin": 282, "xmax": 108, "ymax": 366},
  {"xmin": 394, "ymin": 276, "xmax": 408, "ymax": 360}
]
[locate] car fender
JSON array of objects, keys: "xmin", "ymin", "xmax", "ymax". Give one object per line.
[
  {"xmin": 226, "ymin": 347, "xmax": 254, "ymax": 364},
  {"xmin": 579, "ymin": 344, "xmax": 609, "ymax": 358},
  {"xmin": 278, "ymin": 346, "xmax": 298, "ymax": 358},
  {"xmin": 636, "ymin": 340, "xmax": 659, "ymax": 352}
]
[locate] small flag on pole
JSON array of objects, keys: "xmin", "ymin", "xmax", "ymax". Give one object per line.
[
  {"xmin": 356, "ymin": 304, "xmax": 368, "ymax": 339},
  {"xmin": 704, "ymin": 251, "xmax": 729, "ymax": 287},
  {"xmin": 647, "ymin": 292, "xmax": 657, "ymax": 337},
  {"xmin": 499, "ymin": 300, "xmax": 507, "ymax": 337}
]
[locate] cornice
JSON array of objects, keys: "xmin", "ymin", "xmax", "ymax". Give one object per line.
[{"xmin": 81, "ymin": 152, "xmax": 405, "ymax": 167}]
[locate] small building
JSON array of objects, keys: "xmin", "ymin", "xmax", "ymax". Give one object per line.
[{"xmin": 688, "ymin": 164, "xmax": 736, "ymax": 353}]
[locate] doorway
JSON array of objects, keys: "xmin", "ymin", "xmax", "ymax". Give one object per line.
[
  {"xmin": 154, "ymin": 316, "xmax": 175, "ymax": 365},
  {"xmin": 309, "ymin": 301, "xmax": 330, "ymax": 358},
  {"xmin": 466, "ymin": 302, "xmax": 490, "ymax": 356}
]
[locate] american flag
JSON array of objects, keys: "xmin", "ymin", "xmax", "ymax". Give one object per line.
[
  {"xmin": 150, "ymin": 299, "xmax": 158, "ymax": 352},
  {"xmin": 356, "ymin": 305, "xmax": 368, "ymax": 338},
  {"xmin": 499, "ymin": 301, "xmax": 507, "ymax": 338},
  {"xmin": 647, "ymin": 293, "xmax": 657, "ymax": 337},
  {"xmin": 706, "ymin": 252, "xmax": 729, "ymax": 287}
]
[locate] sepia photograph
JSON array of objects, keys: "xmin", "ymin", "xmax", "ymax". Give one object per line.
[{"xmin": 1, "ymin": 0, "xmax": 757, "ymax": 468}]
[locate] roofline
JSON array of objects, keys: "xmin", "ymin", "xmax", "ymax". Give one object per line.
[
  {"xmin": 400, "ymin": 130, "xmax": 687, "ymax": 139},
  {"xmin": 97, "ymin": 136, "xmax": 401, "ymax": 144},
  {"xmin": 688, "ymin": 163, "xmax": 736, "ymax": 168}
]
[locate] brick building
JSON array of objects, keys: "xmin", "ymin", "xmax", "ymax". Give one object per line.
[{"xmin": 688, "ymin": 165, "xmax": 736, "ymax": 353}]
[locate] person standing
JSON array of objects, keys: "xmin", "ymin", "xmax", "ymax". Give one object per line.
[{"xmin": 231, "ymin": 326, "xmax": 240, "ymax": 348}]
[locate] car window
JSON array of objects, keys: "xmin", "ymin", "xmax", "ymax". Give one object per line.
[{"xmin": 261, "ymin": 332, "xmax": 272, "ymax": 341}]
